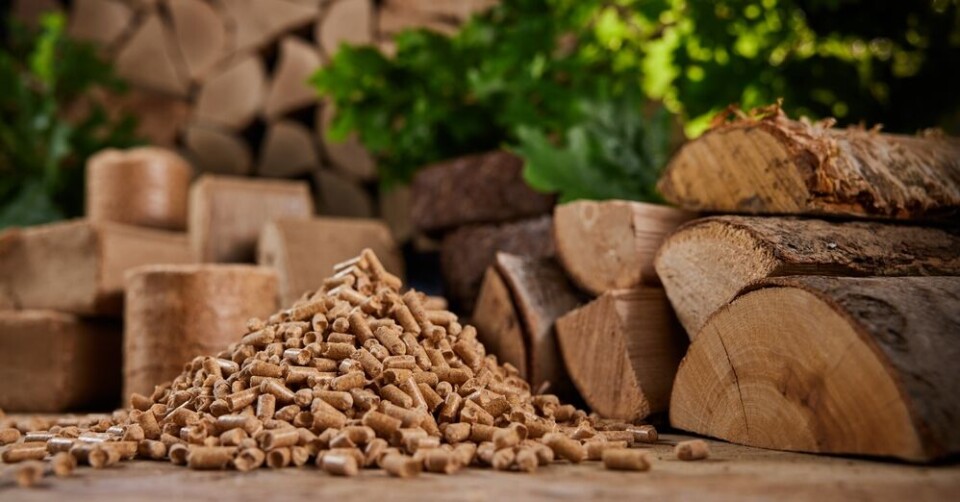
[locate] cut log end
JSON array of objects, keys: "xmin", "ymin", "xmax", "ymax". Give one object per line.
[
  {"xmin": 670, "ymin": 276, "xmax": 960, "ymax": 462},
  {"xmin": 472, "ymin": 267, "xmax": 528, "ymax": 379}
]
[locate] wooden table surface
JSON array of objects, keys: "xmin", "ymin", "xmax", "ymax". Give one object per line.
[{"xmin": 2, "ymin": 434, "xmax": 958, "ymax": 501}]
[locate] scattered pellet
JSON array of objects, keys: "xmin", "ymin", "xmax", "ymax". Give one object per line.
[
  {"xmin": 675, "ymin": 439, "xmax": 710, "ymax": 461},
  {"xmin": 51, "ymin": 451, "xmax": 77, "ymax": 477},
  {"xmin": 15, "ymin": 461, "xmax": 45, "ymax": 488},
  {"xmin": 603, "ymin": 449, "xmax": 650, "ymax": 471},
  {"xmin": 543, "ymin": 433, "xmax": 585, "ymax": 463},
  {"xmin": 321, "ymin": 452, "xmax": 359, "ymax": 476},
  {"xmin": 381, "ymin": 453, "xmax": 421, "ymax": 478}
]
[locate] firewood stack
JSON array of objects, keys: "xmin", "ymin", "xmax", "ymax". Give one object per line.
[
  {"xmin": 10, "ymin": 0, "xmax": 497, "ymax": 238},
  {"xmin": 654, "ymin": 105, "xmax": 960, "ymax": 462}
]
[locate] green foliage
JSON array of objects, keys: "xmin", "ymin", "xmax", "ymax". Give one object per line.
[
  {"xmin": 516, "ymin": 93, "xmax": 671, "ymax": 203},
  {"xmin": 0, "ymin": 14, "xmax": 141, "ymax": 229}
]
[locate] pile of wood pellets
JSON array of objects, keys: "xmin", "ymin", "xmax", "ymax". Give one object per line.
[{"xmin": 0, "ymin": 249, "xmax": 709, "ymax": 487}]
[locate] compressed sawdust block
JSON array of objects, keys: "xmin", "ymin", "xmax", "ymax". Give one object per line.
[
  {"xmin": 123, "ymin": 264, "xmax": 279, "ymax": 399},
  {"xmin": 188, "ymin": 175, "xmax": 314, "ymax": 263},
  {"xmin": 0, "ymin": 220, "xmax": 194, "ymax": 316},
  {"xmin": 258, "ymin": 217, "xmax": 402, "ymax": 306},
  {"xmin": 410, "ymin": 151, "xmax": 555, "ymax": 233},
  {"xmin": 0, "ymin": 310, "xmax": 121, "ymax": 412},
  {"xmin": 86, "ymin": 147, "xmax": 193, "ymax": 231}
]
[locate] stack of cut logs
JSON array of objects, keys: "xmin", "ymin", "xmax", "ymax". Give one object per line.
[
  {"xmin": 11, "ymin": 0, "xmax": 496, "ymax": 235},
  {"xmin": 0, "ymin": 147, "xmax": 404, "ymax": 414}
]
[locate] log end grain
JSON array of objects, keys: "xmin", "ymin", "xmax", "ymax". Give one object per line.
[
  {"xmin": 670, "ymin": 276, "xmax": 960, "ymax": 462},
  {"xmin": 472, "ymin": 267, "xmax": 528, "ymax": 379}
]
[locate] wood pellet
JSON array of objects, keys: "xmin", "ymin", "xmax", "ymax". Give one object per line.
[{"xmin": 0, "ymin": 250, "xmax": 666, "ymax": 483}]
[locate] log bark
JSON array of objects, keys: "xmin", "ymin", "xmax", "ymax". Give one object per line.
[
  {"xmin": 555, "ymin": 288, "xmax": 687, "ymax": 421},
  {"xmin": 194, "ymin": 54, "xmax": 266, "ymax": 130},
  {"xmin": 654, "ymin": 216, "xmax": 960, "ymax": 337},
  {"xmin": 670, "ymin": 276, "xmax": 960, "ymax": 462},
  {"xmin": 318, "ymin": 104, "xmax": 377, "ymax": 181},
  {"xmin": 257, "ymin": 217, "xmax": 402, "ymax": 305},
  {"xmin": 114, "ymin": 11, "xmax": 189, "ymax": 97},
  {"xmin": 472, "ymin": 267, "xmax": 528, "ymax": 378},
  {"xmin": 553, "ymin": 200, "xmax": 694, "ymax": 296},
  {"xmin": 494, "ymin": 253, "xmax": 581, "ymax": 397},
  {"xmin": 263, "ymin": 37, "xmax": 323, "ymax": 119},
  {"xmin": 658, "ymin": 108, "xmax": 960, "ymax": 221},
  {"xmin": 317, "ymin": 0, "xmax": 373, "ymax": 58},
  {"xmin": 0, "ymin": 220, "xmax": 194, "ymax": 316},
  {"xmin": 410, "ymin": 151, "xmax": 555, "ymax": 233},
  {"xmin": 220, "ymin": 0, "xmax": 318, "ymax": 53},
  {"xmin": 188, "ymin": 175, "xmax": 314, "ymax": 263},
  {"xmin": 0, "ymin": 310, "xmax": 121, "ymax": 412},
  {"xmin": 183, "ymin": 124, "xmax": 254, "ymax": 176},
  {"xmin": 167, "ymin": 0, "xmax": 229, "ymax": 81},
  {"xmin": 86, "ymin": 147, "xmax": 193, "ymax": 231},
  {"xmin": 124, "ymin": 264, "xmax": 278, "ymax": 399},
  {"xmin": 439, "ymin": 215, "xmax": 554, "ymax": 313},
  {"xmin": 314, "ymin": 169, "xmax": 376, "ymax": 218},
  {"xmin": 258, "ymin": 120, "xmax": 319, "ymax": 178},
  {"xmin": 68, "ymin": 0, "xmax": 134, "ymax": 50}
]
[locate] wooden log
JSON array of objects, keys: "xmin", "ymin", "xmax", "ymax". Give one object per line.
[
  {"xmin": 63, "ymin": 87, "xmax": 190, "ymax": 148},
  {"xmin": 0, "ymin": 310, "xmax": 121, "ymax": 412},
  {"xmin": 657, "ymin": 107, "xmax": 960, "ymax": 221},
  {"xmin": 12, "ymin": 0, "xmax": 64, "ymax": 27},
  {"xmin": 472, "ymin": 267, "xmax": 528, "ymax": 379},
  {"xmin": 183, "ymin": 124, "xmax": 254, "ymax": 176},
  {"xmin": 377, "ymin": 0, "xmax": 459, "ymax": 37},
  {"xmin": 553, "ymin": 200, "xmax": 694, "ymax": 296},
  {"xmin": 318, "ymin": 104, "xmax": 377, "ymax": 181},
  {"xmin": 86, "ymin": 147, "xmax": 193, "ymax": 231},
  {"xmin": 316, "ymin": 0, "xmax": 373, "ymax": 58},
  {"xmin": 124, "ymin": 265, "xmax": 278, "ymax": 399},
  {"xmin": 494, "ymin": 253, "xmax": 581, "ymax": 396},
  {"xmin": 654, "ymin": 216, "xmax": 960, "ymax": 337},
  {"xmin": 220, "ymin": 0, "xmax": 318, "ymax": 53},
  {"xmin": 258, "ymin": 120, "xmax": 319, "ymax": 178},
  {"xmin": 379, "ymin": 0, "xmax": 498, "ymax": 22},
  {"xmin": 0, "ymin": 220, "xmax": 194, "ymax": 316},
  {"xmin": 167, "ymin": 0, "xmax": 229, "ymax": 81},
  {"xmin": 378, "ymin": 185, "xmax": 412, "ymax": 243},
  {"xmin": 68, "ymin": 0, "xmax": 135, "ymax": 50},
  {"xmin": 555, "ymin": 289, "xmax": 687, "ymax": 421},
  {"xmin": 411, "ymin": 151, "xmax": 555, "ymax": 233},
  {"xmin": 439, "ymin": 215, "xmax": 554, "ymax": 313},
  {"xmin": 194, "ymin": 54, "xmax": 266, "ymax": 130},
  {"xmin": 314, "ymin": 169, "xmax": 375, "ymax": 218},
  {"xmin": 670, "ymin": 276, "xmax": 960, "ymax": 462},
  {"xmin": 263, "ymin": 37, "xmax": 323, "ymax": 119},
  {"xmin": 114, "ymin": 11, "xmax": 190, "ymax": 97},
  {"xmin": 257, "ymin": 217, "xmax": 402, "ymax": 305},
  {"xmin": 188, "ymin": 175, "xmax": 314, "ymax": 263}
]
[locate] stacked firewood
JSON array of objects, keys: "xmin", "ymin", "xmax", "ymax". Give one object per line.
[{"xmin": 655, "ymin": 105, "xmax": 960, "ymax": 462}]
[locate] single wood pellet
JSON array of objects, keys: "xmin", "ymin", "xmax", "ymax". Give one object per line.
[
  {"xmin": 16, "ymin": 461, "xmax": 45, "ymax": 488},
  {"xmin": 585, "ymin": 440, "xmax": 629, "ymax": 461},
  {"xmin": 675, "ymin": 439, "xmax": 710, "ymax": 461},
  {"xmin": 602, "ymin": 449, "xmax": 651, "ymax": 471},
  {"xmin": 321, "ymin": 452, "xmax": 359, "ymax": 476},
  {"xmin": 51, "ymin": 451, "xmax": 77, "ymax": 477},
  {"xmin": 381, "ymin": 453, "xmax": 421, "ymax": 478}
]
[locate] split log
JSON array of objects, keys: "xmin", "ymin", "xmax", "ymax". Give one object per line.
[
  {"xmin": 472, "ymin": 267, "xmax": 528, "ymax": 378},
  {"xmin": 194, "ymin": 54, "xmax": 266, "ymax": 130},
  {"xmin": 658, "ymin": 107, "xmax": 960, "ymax": 221},
  {"xmin": 63, "ymin": 87, "xmax": 190, "ymax": 148},
  {"xmin": 553, "ymin": 200, "xmax": 694, "ymax": 295},
  {"xmin": 168, "ymin": 0, "xmax": 229, "ymax": 81},
  {"xmin": 0, "ymin": 311, "xmax": 121, "ymax": 412},
  {"xmin": 410, "ymin": 151, "xmax": 555, "ymax": 233},
  {"xmin": 12, "ymin": 0, "xmax": 64, "ymax": 27},
  {"xmin": 114, "ymin": 12, "xmax": 189, "ymax": 97},
  {"xmin": 377, "ymin": 0, "xmax": 459, "ymax": 37},
  {"xmin": 670, "ymin": 276, "xmax": 960, "ymax": 462},
  {"xmin": 318, "ymin": 104, "xmax": 377, "ymax": 181},
  {"xmin": 183, "ymin": 124, "xmax": 254, "ymax": 176},
  {"xmin": 314, "ymin": 169, "xmax": 375, "ymax": 218},
  {"xmin": 124, "ymin": 264, "xmax": 278, "ymax": 399},
  {"xmin": 220, "ymin": 0, "xmax": 318, "ymax": 53},
  {"xmin": 86, "ymin": 147, "xmax": 193, "ymax": 231},
  {"xmin": 258, "ymin": 120, "xmax": 319, "ymax": 178},
  {"xmin": 263, "ymin": 37, "xmax": 323, "ymax": 119},
  {"xmin": 654, "ymin": 216, "xmax": 960, "ymax": 337},
  {"xmin": 257, "ymin": 217, "xmax": 402, "ymax": 305},
  {"xmin": 439, "ymin": 215, "xmax": 554, "ymax": 313},
  {"xmin": 0, "ymin": 220, "xmax": 194, "ymax": 316},
  {"xmin": 379, "ymin": 0, "xmax": 498, "ymax": 22},
  {"xmin": 379, "ymin": 185, "xmax": 412, "ymax": 243},
  {"xmin": 555, "ymin": 289, "xmax": 687, "ymax": 421},
  {"xmin": 188, "ymin": 175, "xmax": 314, "ymax": 263},
  {"xmin": 317, "ymin": 0, "xmax": 373, "ymax": 58},
  {"xmin": 494, "ymin": 253, "xmax": 581, "ymax": 396},
  {"xmin": 68, "ymin": 0, "xmax": 134, "ymax": 50}
]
